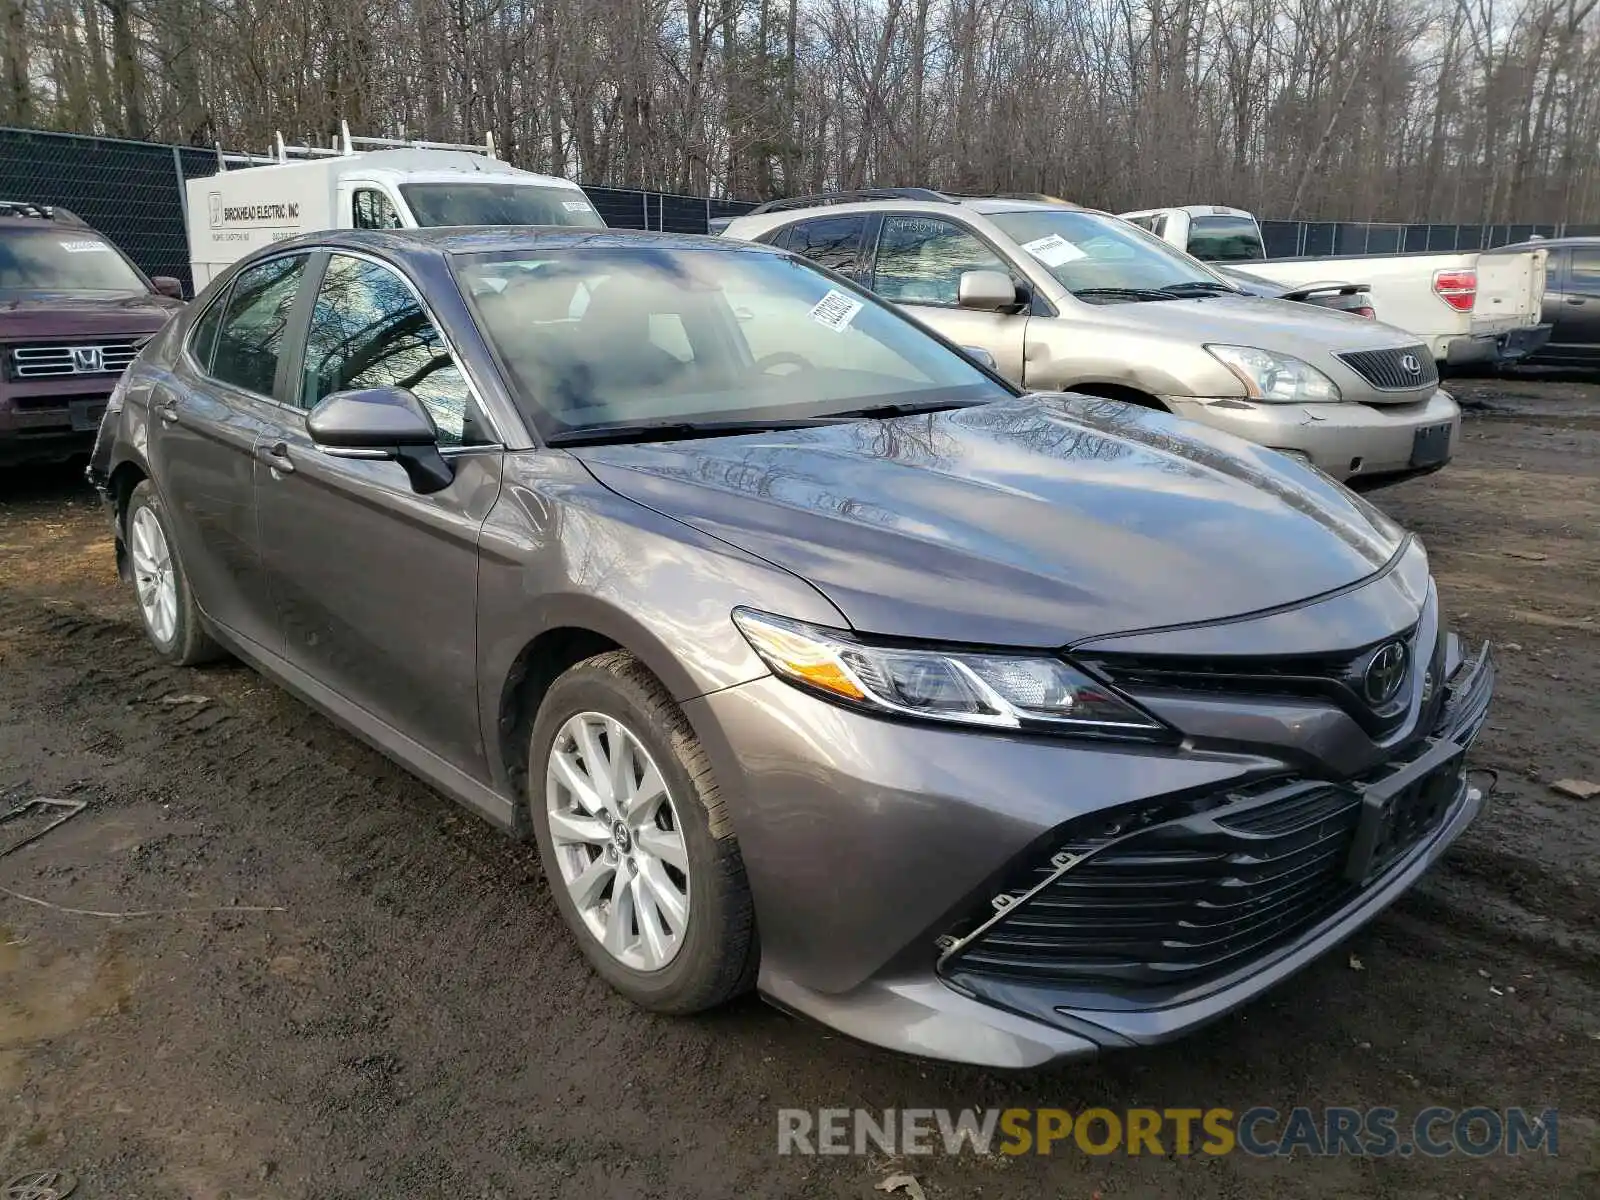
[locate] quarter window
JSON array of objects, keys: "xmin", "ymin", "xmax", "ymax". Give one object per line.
[
  {"xmin": 782, "ymin": 215, "xmax": 869, "ymax": 279},
  {"xmin": 353, "ymin": 189, "xmax": 403, "ymax": 230},
  {"xmin": 1569, "ymin": 248, "xmax": 1600, "ymax": 291},
  {"xmin": 871, "ymin": 216, "xmax": 1011, "ymax": 306},
  {"xmin": 187, "ymin": 290, "xmax": 228, "ymax": 372},
  {"xmin": 300, "ymin": 254, "xmax": 492, "ymax": 447},
  {"xmin": 210, "ymin": 254, "xmax": 308, "ymax": 397}
]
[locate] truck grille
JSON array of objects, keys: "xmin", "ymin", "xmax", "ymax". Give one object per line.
[
  {"xmin": 941, "ymin": 762, "xmax": 1463, "ymax": 996},
  {"xmin": 1336, "ymin": 346, "xmax": 1438, "ymax": 391},
  {"xmin": 8, "ymin": 341, "xmax": 140, "ymax": 379}
]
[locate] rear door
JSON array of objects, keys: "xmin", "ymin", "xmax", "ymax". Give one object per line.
[
  {"xmin": 252, "ymin": 250, "xmax": 502, "ymax": 777},
  {"xmin": 866, "ymin": 214, "xmax": 1029, "ymax": 381},
  {"xmin": 147, "ymin": 253, "xmax": 312, "ymax": 650},
  {"xmin": 1546, "ymin": 246, "xmax": 1600, "ymax": 361}
]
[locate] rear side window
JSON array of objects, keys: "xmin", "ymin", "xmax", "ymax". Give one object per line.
[
  {"xmin": 187, "ymin": 290, "xmax": 229, "ymax": 371},
  {"xmin": 299, "ymin": 253, "xmax": 492, "ymax": 446},
  {"xmin": 872, "ymin": 216, "xmax": 1010, "ymax": 306},
  {"xmin": 210, "ymin": 255, "xmax": 308, "ymax": 397},
  {"xmin": 782, "ymin": 215, "xmax": 868, "ymax": 279}
]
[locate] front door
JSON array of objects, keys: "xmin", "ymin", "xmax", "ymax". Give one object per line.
[
  {"xmin": 865, "ymin": 214, "xmax": 1030, "ymax": 382},
  {"xmin": 253, "ymin": 251, "xmax": 502, "ymax": 777},
  {"xmin": 146, "ymin": 253, "xmax": 310, "ymax": 649},
  {"xmin": 1546, "ymin": 246, "xmax": 1600, "ymax": 362}
]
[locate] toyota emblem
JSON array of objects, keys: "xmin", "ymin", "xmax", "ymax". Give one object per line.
[
  {"xmin": 1362, "ymin": 641, "xmax": 1409, "ymax": 706},
  {"xmin": 1399, "ymin": 353, "xmax": 1421, "ymax": 374}
]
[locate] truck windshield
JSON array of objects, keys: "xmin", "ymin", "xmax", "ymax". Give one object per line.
[
  {"xmin": 987, "ymin": 210, "xmax": 1229, "ymax": 302},
  {"xmin": 455, "ymin": 246, "xmax": 1011, "ymax": 441},
  {"xmin": 399, "ymin": 183, "xmax": 606, "ymax": 229},
  {"xmin": 0, "ymin": 227, "xmax": 148, "ymax": 293},
  {"xmin": 1187, "ymin": 215, "xmax": 1266, "ymax": 262}
]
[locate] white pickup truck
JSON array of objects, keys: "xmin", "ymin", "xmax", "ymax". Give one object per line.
[{"xmin": 1121, "ymin": 205, "xmax": 1552, "ymax": 367}]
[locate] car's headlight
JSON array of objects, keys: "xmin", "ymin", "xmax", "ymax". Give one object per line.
[
  {"xmin": 1206, "ymin": 344, "xmax": 1342, "ymax": 403},
  {"xmin": 732, "ymin": 609, "xmax": 1166, "ymax": 737}
]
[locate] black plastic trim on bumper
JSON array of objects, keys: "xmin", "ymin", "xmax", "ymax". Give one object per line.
[
  {"xmin": 1445, "ymin": 324, "xmax": 1553, "ymax": 366},
  {"xmin": 936, "ymin": 644, "xmax": 1495, "ymax": 1050}
]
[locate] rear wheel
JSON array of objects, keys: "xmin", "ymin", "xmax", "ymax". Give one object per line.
[
  {"xmin": 528, "ymin": 651, "xmax": 758, "ymax": 1013},
  {"xmin": 125, "ymin": 481, "xmax": 222, "ymax": 666}
]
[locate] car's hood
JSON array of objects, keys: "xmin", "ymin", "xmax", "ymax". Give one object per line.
[
  {"xmin": 573, "ymin": 394, "xmax": 1408, "ymax": 646},
  {"xmin": 0, "ymin": 292, "xmax": 181, "ymax": 338},
  {"xmin": 1112, "ymin": 292, "xmax": 1412, "ymax": 357}
]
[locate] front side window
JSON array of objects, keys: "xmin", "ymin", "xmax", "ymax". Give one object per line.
[
  {"xmin": 780, "ymin": 215, "xmax": 869, "ymax": 279},
  {"xmin": 1569, "ymin": 248, "xmax": 1600, "ymax": 291},
  {"xmin": 210, "ymin": 254, "xmax": 308, "ymax": 396},
  {"xmin": 352, "ymin": 189, "xmax": 403, "ymax": 230},
  {"xmin": 399, "ymin": 183, "xmax": 604, "ymax": 229},
  {"xmin": 1186, "ymin": 215, "xmax": 1266, "ymax": 262},
  {"xmin": 988, "ymin": 209, "xmax": 1231, "ymax": 301},
  {"xmin": 872, "ymin": 216, "xmax": 1011, "ymax": 306},
  {"xmin": 300, "ymin": 254, "xmax": 491, "ymax": 446},
  {"xmin": 455, "ymin": 246, "xmax": 1012, "ymax": 439},
  {"xmin": 0, "ymin": 227, "xmax": 148, "ymax": 293}
]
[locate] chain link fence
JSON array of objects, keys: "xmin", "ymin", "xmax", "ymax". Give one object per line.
[
  {"xmin": 6, "ymin": 126, "xmax": 1596, "ymax": 295},
  {"xmin": 1, "ymin": 126, "xmax": 758, "ymax": 294}
]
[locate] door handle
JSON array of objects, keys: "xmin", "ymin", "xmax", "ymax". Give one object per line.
[
  {"xmin": 257, "ymin": 441, "xmax": 296, "ymax": 474},
  {"xmin": 156, "ymin": 398, "xmax": 179, "ymax": 425},
  {"xmin": 1565, "ymin": 296, "xmax": 1587, "ymax": 305}
]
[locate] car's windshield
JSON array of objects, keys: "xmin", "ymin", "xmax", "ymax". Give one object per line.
[
  {"xmin": 0, "ymin": 227, "xmax": 148, "ymax": 292},
  {"xmin": 1188, "ymin": 215, "xmax": 1266, "ymax": 262},
  {"xmin": 987, "ymin": 209, "xmax": 1229, "ymax": 301},
  {"xmin": 456, "ymin": 246, "xmax": 1011, "ymax": 439},
  {"xmin": 400, "ymin": 183, "xmax": 605, "ymax": 229}
]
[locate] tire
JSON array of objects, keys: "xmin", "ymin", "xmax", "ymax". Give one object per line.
[
  {"xmin": 528, "ymin": 650, "xmax": 758, "ymax": 1014},
  {"xmin": 125, "ymin": 480, "xmax": 223, "ymax": 666}
]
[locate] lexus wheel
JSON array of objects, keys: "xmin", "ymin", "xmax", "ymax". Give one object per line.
[{"xmin": 528, "ymin": 650, "xmax": 757, "ymax": 1013}]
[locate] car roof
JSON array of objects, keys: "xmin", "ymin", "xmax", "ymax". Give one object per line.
[
  {"xmin": 263, "ymin": 226, "xmax": 779, "ymax": 258},
  {"xmin": 1490, "ymin": 236, "xmax": 1600, "ymax": 252}
]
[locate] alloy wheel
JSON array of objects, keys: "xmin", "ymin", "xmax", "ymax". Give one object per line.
[
  {"xmin": 130, "ymin": 506, "xmax": 178, "ymax": 646},
  {"xmin": 545, "ymin": 711, "xmax": 692, "ymax": 971}
]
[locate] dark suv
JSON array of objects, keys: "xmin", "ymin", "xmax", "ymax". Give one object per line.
[{"xmin": 0, "ymin": 202, "xmax": 184, "ymax": 465}]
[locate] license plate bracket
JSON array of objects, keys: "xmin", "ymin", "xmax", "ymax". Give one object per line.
[
  {"xmin": 69, "ymin": 398, "xmax": 106, "ymax": 433},
  {"xmin": 1345, "ymin": 744, "xmax": 1465, "ymax": 884},
  {"xmin": 1410, "ymin": 422, "xmax": 1453, "ymax": 467}
]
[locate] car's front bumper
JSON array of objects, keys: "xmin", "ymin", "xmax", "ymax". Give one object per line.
[
  {"xmin": 1164, "ymin": 388, "xmax": 1460, "ymax": 484},
  {"xmin": 686, "ymin": 639, "xmax": 1494, "ymax": 1068},
  {"xmin": 0, "ymin": 374, "xmax": 118, "ymax": 466}
]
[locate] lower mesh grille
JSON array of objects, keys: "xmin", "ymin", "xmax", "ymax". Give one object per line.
[{"xmin": 943, "ymin": 759, "xmax": 1463, "ymax": 994}]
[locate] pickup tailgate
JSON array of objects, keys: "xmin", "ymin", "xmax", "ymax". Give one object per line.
[{"xmin": 1472, "ymin": 247, "xmax": 1546, "ymax": 334}]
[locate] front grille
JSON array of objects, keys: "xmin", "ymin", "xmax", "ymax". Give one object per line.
[
  {"xmin": 8, "ymin": 341, "xmax": 140, "ymax": 379},
  {"xmin": 941, "ymin": 754, "xmax": 1464, "ymax": 996},
  {"xmin": 1336, "ymin": 345, "xmax": 1438, "ymax": 391}
]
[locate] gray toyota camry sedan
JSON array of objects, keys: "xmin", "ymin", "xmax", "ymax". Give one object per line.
[{"xmin": 89, "ymin": 228, "xmax": 1493, "ymax": 1067}]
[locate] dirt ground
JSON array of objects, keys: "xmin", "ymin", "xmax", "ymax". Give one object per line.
[{"xmin": 1, "ymin": 375, "xmax": 1597, "ymax": 1199}]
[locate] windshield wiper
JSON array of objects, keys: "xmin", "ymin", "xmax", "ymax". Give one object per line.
[
  {"xmin": 823, "ymin": 399, "xmax": 989, "ymax": 420},
  {"xmin": 546, "ymin": 417, "xmax": 841, "ymax": 447},
  {"xmin": 1071, "ymin": 286, "xmax": 1180, "ymax": 302},
  {"xmin": 1159, "ymin": 280, "xmax": 1241, "ymax": 297}
]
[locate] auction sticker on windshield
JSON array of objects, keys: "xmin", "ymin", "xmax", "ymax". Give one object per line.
[
  {"xmin": 60, "ymin": 240, "xmax": 113, "ymax": 253},
  {"xmin": 1020, "ymin": 234, "xmax": 1086, "ymax": 267},
  {"xmin": 809, "ymin": 289, "xmax": 864, "ymax": 332}
]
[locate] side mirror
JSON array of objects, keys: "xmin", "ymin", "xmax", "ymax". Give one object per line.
[
  {"xmin": 151, "ymin": 275, "xmax": 184, "ymax": 299},
  {"xmin": 957, "ymin": 269, "xmax": 1019, "ymax": 312},
  {"xmin": 307, "ymin": 386, "xmax": 454, "ymax": 494},
  {"xmin": 961, "ymin": 345, "xmax": 998, "ymax": 371}
]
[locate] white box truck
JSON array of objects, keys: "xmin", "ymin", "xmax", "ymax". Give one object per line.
[{"xmin": 185, "ymin": 126, "xmax": 604, "ymax": 289}]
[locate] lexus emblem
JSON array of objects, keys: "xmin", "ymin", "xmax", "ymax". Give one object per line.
[
  {"xmin": 1362, "ymin": 641, "xmax": 1409, "ymax": 706},
  {"xmin": 1399, "ymin": 353, "xmax": 1421, "ymax": 374},
  {"xmin": 71, "ymin": 346, "xmax": 105, "ymax": 374}
]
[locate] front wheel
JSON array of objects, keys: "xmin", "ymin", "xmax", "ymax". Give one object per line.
[{"xmin": 528, "ymin": 651, "xmax": 758, "ymax": 1013}]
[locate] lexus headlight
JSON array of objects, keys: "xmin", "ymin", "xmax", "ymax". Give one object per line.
[
  {"xmin": 1206, "ymin": 344, "xmax": 1341, "ymax": 403},
  {"xmin": 732, "ymin": 609, "xmax": 1166, "ymax": 737}
]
